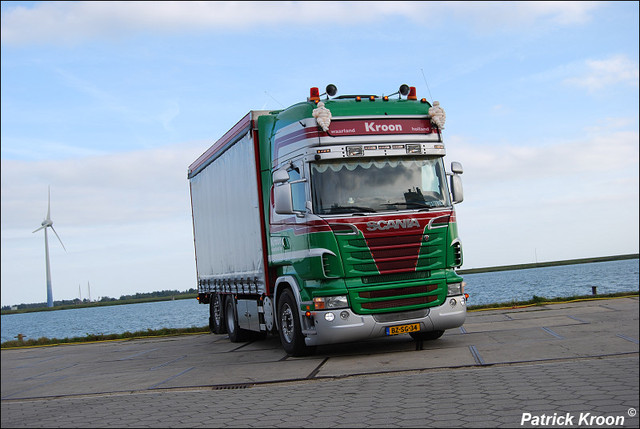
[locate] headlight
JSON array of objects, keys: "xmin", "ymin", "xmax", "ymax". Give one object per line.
[
  {"xmin": 447, "ymin": 282, "xmax": 464, "ymax": 296},
  {"xmin": 314, "ymin": 295, "xmax": 348, "ymax": 310}
]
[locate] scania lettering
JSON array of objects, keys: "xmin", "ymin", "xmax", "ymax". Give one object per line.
[
  {"xmin": 188, "ymin": 84, "xmax": 467, "ymax": 356},
  {"xmin": 367, "ymin": 218, "xmax": 421, "ymax": 231}
]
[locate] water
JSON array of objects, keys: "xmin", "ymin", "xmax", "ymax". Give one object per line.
[
  {"xmin": 1, "ymin": 299, "xmax": 208, "ymax": 343},
  {"xmin": 463, "ymin": 259, "xmax": 638, "ymax": 307},
  {"xmin": 2, "ymin": 259, "xmax": 638, "ymax": 343}
]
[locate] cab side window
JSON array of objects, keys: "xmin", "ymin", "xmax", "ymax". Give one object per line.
[{"xmin": 288, "ymin": 166, "xmax": 306, "ymax": 212}]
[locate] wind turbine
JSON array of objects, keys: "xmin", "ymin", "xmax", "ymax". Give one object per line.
[{"xmin": 33, "ymin": 186, "xmax": 66, "ymax": 308}]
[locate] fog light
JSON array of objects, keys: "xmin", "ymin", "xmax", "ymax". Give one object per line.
[
  {"xmin": 340, "ymin": 311, "xmax": 349, "ymax": 320},
  {"xmin": 449, "ymin": 298, "xmax": 457, "ymax": 307},
  {"xmin": 324, "ymin": 312, "xmax": 335, "ymax": 322}
]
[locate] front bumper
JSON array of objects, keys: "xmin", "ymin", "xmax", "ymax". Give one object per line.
[{"xmin": 304, "ymin": 295, "xmax": 467, "ymax": 347}]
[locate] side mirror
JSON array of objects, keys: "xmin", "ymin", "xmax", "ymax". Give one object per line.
[
  {"xmin": 274, "ymin": 184, "xmax": 294, "ymax": 214},
  {"xmin": 273, "ymin": 169, "xmax": 289, "ymax": 184},
  {"xmin": 451, "ymin": 161, "xmax": 463, "ymax": 174},
  {"xmin": 450, "ymin": 174, "xmax": 463, "ymax": 204},
  {"xmin": 273, "ymin": 169, "xmax": 294, "ymax": 214}
]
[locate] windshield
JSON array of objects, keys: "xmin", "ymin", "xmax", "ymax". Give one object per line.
[{"xmin": 311, "ymin": 157, "xmax": 450, "ymax": 215}]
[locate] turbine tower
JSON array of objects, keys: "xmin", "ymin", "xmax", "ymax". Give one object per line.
[{"xmin": 33, "ymin": 187, "xmax": 66, "ymax": 307}]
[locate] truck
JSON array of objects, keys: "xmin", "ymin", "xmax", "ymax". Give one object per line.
[{"xmin": 188, "ymin": 84, "xmax": 466, "ymax": 356}]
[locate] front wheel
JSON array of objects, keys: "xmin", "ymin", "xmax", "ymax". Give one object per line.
[
  {"xmin": 277, "ymin": 289, "xmax": 315, "ymax": 356},
  {"xmin": 410, "ymin": 330, "xmax": 445, "ymax": 341}
]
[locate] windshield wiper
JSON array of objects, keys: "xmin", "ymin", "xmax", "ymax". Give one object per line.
[
  {"xmin": 385, "ymin": 201, "xmax": 445, "ymax": 210},
  {"xmin": 327, "ymin": 205, "xmax": 377, "ymax": 214}
]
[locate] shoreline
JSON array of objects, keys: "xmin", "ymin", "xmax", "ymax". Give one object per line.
[
  {"xmin": 457, "ymin": 253, "xmax": 638, "ymax": 274},
  {"xmin": 2, "ymin": 291, "xmax": 637, "ymax": 348},
  {"xmin": 3, "ymin": 253, "xmax": 637, "ymax": 316}
]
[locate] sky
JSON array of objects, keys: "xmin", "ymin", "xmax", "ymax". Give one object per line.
[{"xmin": 1, "ymin": 1, "xmax": 638, "ymax": 307}]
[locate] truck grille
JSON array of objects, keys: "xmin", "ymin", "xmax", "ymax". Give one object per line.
[
  {"xmin": 362, "ymin": 295, "xmax": 438, "ymax": 310},
  {"xmin": 353, "ymin": 283, "xmax": 441, "ymax": 312},
  {"xmin": 359, "ymin": 283, "xmax": 437, "ymax": 298},
  {"xmin": 340, "ymin": 231, "xmax": 445, "ymax": 276}
]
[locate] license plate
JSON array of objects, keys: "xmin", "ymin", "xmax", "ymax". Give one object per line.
[{"xmin": 386, "ymin": 323, "xmax": 420, "ymax": 336}]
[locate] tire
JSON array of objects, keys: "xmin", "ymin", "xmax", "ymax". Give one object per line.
[
  {"xmin": 209, "ymin": 293, "xmax": 227, "ymax": 335},
  {"xmin": 225, "ymin": 296, "xmax": 247, "ymax": 342},
  {"xmin": 410, "ymin": 330, "xmax": 445, "ymax": 341},
  {"xmin": 277, "ymin": 289, "xmax": 315, "ymax": 356}
]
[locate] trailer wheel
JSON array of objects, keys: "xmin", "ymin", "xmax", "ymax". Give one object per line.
[
  {"xmin": 277, "ymin": 289, "xmax": 315, "ymax": 356},
  {"xmin": 225, "ymin": 296, "xmax": 247, "ymax": 342},
  {"xmin": 410, "ymin": 330, "xmax": 444, "ymax": 341},
  {"xmin": 209, "ymin": 293, "xmax": 227, "ymax": 335}
]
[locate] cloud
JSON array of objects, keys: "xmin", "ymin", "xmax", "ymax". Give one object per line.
[
  {"xmin": 1, "ymin": 141, "xmax": 207, "ymax": 231},
  {"xmin": 448, "ymin": 129, "xmax": 639, "ymax": 185},
  {"xmin": 563, "ymin": 54, "xmax": 640, "ymax": 92},
  {"xmin": 1, "ymin": 1, "xmax": 602, "ymax": 46}
]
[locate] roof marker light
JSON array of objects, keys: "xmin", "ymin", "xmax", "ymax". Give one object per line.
[
  {"xmin": 355, "ymin": 96, "xmax": 362, "ymax": 102},
  {"xmin": 369, "ymin": 95, "xmax": 375, "ymax": 102},
  {"xmin": 309, "ymin": 87, "xmax": 320, "ymax": 102},
  {"xmin": 383, "ymin": 96, "xmax": 389, "ymax": 101}
]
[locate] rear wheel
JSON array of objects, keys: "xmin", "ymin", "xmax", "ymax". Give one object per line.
[
  {"xmin": 277, "ymin": 289, "xmax": 315, "ymax": 356},
  {"xmin": 225, "ymin": 296, "xmax": 247, "ymax": 342},
  {"xmin": 209, "ymin": 293, "xmax": 227, "ymax": 335},
  {"xmin": 410, "ymin": 330, "xmax": 445, "ymax": 341}
]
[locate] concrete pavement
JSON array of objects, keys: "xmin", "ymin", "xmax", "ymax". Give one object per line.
[{"xmin": 2, "ymin": 296, "xmax": 638, "ymax": 427}]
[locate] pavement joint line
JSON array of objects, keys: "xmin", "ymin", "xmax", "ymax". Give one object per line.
[
  {"xmin": 616, "ymin": 333, "xmax": 639, "ymax": 344},
  {"xmin": 306, "ymin": 357, "xmax": 329, "ymax": 379},
  {"xmin": 459, "ymin": 326, "xmax": 467, "ymax": 334},
  {"xmin": 149, "ymin": 355, "xmax": 187, "ymax": 371},
  {"xmin": 598, "ymin": 304, "xmax": 617, "ymax": 311},
  {"xmin": 2, "ymin": 352, "xmax": 637, "ymax": 403},
  {"xmin": 465, "ymin": 323, "xmax": 583, "ymax": 336},
  {"xmin": 14, "ymin": 356, "xmax": 62, "ymax": 368},
  {"xmin": 540, "ymin": 327, "xmax": 564, "ymax": 340},
  {"xmin": 566, "ymin": 315, "xmax": 589, "ymax": 323},
  {"xmin": 230, "ymin": 340, "xmax": 255, "ymax": 352},
  {"xmin": 148, "ymin": 366, "xmax": 195, "ymax": 389},
  {"xmin": 23, "ymin": 363, "xmax": 78, "ymax": 381},
  {"xmin": 118, "ymin": 348, "xmax": 159, "ymax": 361},
  {"xmin": 1, "ymin": 375, "xmax": 70, "ymax": 400},
  {"xmin": 468, "ymin": 345, "xmax": 486, "ymax": 365}
]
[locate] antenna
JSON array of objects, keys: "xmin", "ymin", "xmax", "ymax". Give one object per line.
[
  {"xmin": 264, "ymin": 91, "xmax": 285, "ymax": 108},
  {"xmin": 32, "ymin": 186, "xmax": 66, "ymax": 307},
  {"xmin": 420, "ymin": 68, "xmax": 434, "ymax": 102}
]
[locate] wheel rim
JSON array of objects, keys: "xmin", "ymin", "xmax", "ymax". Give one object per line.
[{"xmin": 280, "ymin": 303, "xmax": 294, "ymax": 343}]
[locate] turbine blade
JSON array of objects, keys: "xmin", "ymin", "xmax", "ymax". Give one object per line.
[
  {"xmin": 46, "ymin": 186, "xmax": 51, "ymax": 221},
  {"xmin": 33, "ymin": 226, "xmax": 45, "ymax": 233},
  {"xmin": 50, "ymin": 226, "xmax": 67, "ymax": 252}
]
